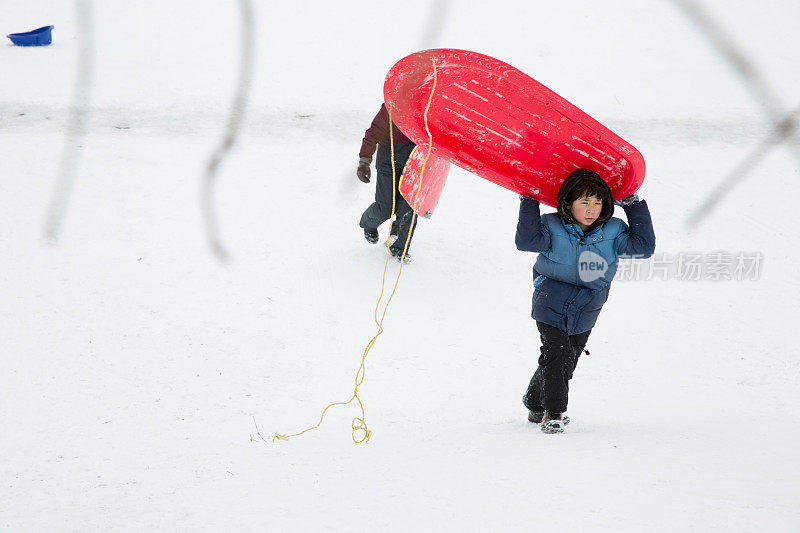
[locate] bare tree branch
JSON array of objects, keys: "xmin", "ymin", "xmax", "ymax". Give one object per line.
[
  {"xmin": 201, "ymin": 0, "xmax": 255, "ymax": 262},
  {"xmin": 43, "ymin": 0, "xmax": 95, "ymax": 243}
]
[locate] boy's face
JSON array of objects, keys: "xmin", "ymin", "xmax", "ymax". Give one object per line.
[{"xmin": 568, "ymin": 194, "xmax": 603, "ymax": 228}]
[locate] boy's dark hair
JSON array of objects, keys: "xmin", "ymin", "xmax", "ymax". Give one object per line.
[{"xmin": 557, "ymin": 168, "xmax": 615, "ymax": 228}]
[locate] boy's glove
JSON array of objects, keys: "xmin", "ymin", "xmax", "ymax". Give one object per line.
[
  {"xmin": 519, "ymin": 194, "xmax": 538, "ymax": 202},
  {"xmin": 615, "ymin": 192, "xmax": 640, "ymax": 207},
  {"xmin": 356, "ymin": 157, "xmax": 371, "ymax": 183}
]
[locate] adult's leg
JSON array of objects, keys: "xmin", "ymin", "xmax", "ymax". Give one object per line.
[
  {"xmin": 388, "ymin": 143, "xmax": 417, "ymax": 253},
  {"xmin": 359, "ymin": 144, "xmax": 394, "ymax": 231}
]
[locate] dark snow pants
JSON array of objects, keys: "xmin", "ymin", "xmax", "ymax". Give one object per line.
[
  {"xmin": 359, "ymin": 142, "xmax": 416, "ymax": 252},
  {"xmin": 523, "ymin": 321, "xmax": 591, "ymax": 414}
]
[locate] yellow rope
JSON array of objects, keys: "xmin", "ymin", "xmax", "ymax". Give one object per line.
[{"xmin": 273, "ymin": 58, "xmax": 438, "ymax": 444}]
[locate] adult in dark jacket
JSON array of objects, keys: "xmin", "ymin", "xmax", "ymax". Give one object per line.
[
  {"xmin": 357, "ymin": 104, "xmax": 417, "ymax": 260},
  {"xmin": 515, "ymin": 168, "xmax": 656, "ymax": 433}
]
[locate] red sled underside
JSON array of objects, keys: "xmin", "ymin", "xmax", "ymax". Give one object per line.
[{"xmin": 385, "ymin": 48, "xmax": 645, "ymax": 211}]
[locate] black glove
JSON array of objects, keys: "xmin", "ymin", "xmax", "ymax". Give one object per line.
[
  {"xmin": 357, "ymin": 157, "xmax": 371, "ymax": 183},
  {"xmin": 615, "ymin": 192, "xmax": 640, "ymax": 207}
]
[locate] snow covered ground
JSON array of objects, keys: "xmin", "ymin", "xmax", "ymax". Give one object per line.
[{"xmin": 2, "ymin": 1, "xmax": 799, "ymax": 530}]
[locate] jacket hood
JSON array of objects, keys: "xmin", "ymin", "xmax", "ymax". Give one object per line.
[{"xmin": 556, "ymin": 169, "xmax": 614, "ymax": 228}]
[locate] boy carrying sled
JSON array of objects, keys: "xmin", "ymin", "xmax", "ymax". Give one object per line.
[{"xmin": 516, "ymin": 168, "xmax": 656, "ymax": 433}]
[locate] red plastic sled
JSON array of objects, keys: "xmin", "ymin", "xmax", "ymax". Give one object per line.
[
  {"xmin": 399, "ymin": 144, "xmax": 450, "ymax": 218},
  {"xmin": 385, "ymin": 49, "xmax": 645, "ymax": 208}
]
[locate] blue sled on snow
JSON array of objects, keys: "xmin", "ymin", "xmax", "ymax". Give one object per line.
[{"xmin": 7, "ymin": 25, "xmax": 54, "ymax": 46}]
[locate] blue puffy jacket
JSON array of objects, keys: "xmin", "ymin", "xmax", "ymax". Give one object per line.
[{"xmin": 516, "ymin": 195, "xmax": 655, "ymax": 335}]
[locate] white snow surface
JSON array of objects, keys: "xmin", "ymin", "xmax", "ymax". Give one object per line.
[{"xmin": 2, "ymin": 1, "xmax": 799, "ymax": 531}]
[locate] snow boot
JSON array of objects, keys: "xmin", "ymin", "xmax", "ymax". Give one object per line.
[
  {"xmin": 364, "ymin": 228, "xmax": 379, "ymax": 244},
  {"xmin": 528, "ymin": 409, "xmax": 544, "ymax": 423},
  {"xmin": 528, "ymin": 409, "xmax": 570, "ymax": 426},
  {"xmin": 540, "ymin": 411, "xmax": 567, "ymax": 434},
  {"xmin": 390, "ymin": 246, "xmax": 411, "ymax": 263}
]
